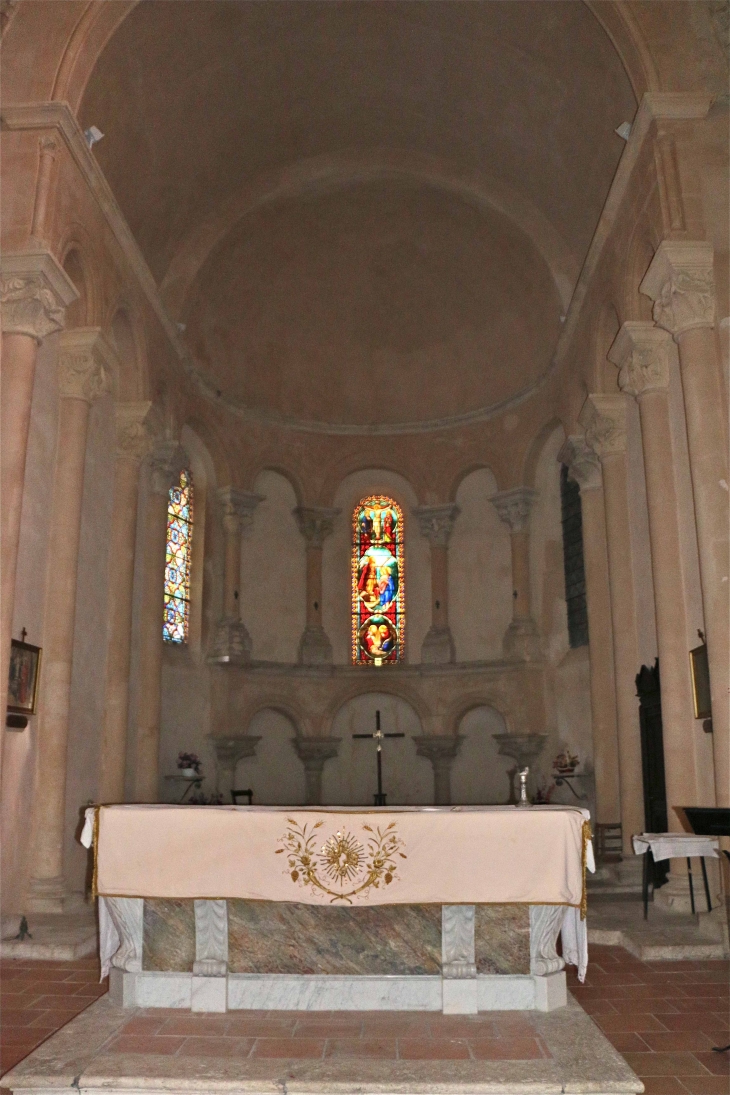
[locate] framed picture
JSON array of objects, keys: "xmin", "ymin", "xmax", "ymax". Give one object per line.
[
  {"xmin": 7, "ymin": 639, "xmax": 42, "ymax": 715},
  {"xmin": 689, "ymin": 641, "xmax": 711, "ymax": 720}
]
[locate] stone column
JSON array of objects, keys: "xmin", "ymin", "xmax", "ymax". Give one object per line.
[
  {"xmin": 580, "ymin": 395, "xmax": 644, "ymax": 855},
  {"xmin": 292, "ymin": 737, "xmax": 340, "ymax": 805},
  {"xmin": 212, "ymin": 736, "xmax": 261, "ymax": 797},
  {"xmin": 413, "ymin": 504, "xmax": 460, "ymax": 664},
  {"xmin": 558, "ymin": 437, "xmax": 621, "ymax": 831},
  {"xmin": 133, "ymin": 438, "xmax": 183, "ymax": 802},
  {"xmin": 97, "ymin": 403, "xmax": 153, "ymax": 803},
  {"xmin": 641, "ymin": 242, "xmax": 729, "ymax": 809},
  {"xmin": 27, "ymin": 328, "xmax": 113, "ymax": 911},
  {"xmin": 0, "ymin": 252, "xmax": 77, "ymax": 726},
  {"xmin": 413, "ymin": 736, "xmax": 463, "ymax": 805},
  {"xmin": 293, "ymin": 506, "xmax": 340, "ymax": 665},
  {"xmin": 209, "ymin": 488, "xmax": 263, "ymax": 666},
  {"xmin": 490, "ymin": 488, "xmax": 541, "ymax": 661},
  {"xmin": 609, "ymin": 323, "xmax": 700, "ymax": 822}
]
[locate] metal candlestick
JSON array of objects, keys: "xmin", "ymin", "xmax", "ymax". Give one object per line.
[{"xmin": 516, "ymin": 766, "xmax": 530, "ymax": 807}]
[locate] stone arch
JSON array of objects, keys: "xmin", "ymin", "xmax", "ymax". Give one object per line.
[
  {"xmin": 447, "ymin": 461, "xmax": 502, "ymax": 503},
  {"xmin": 234, "ymin": 699, "xmax": 308, "ymax": 806},
  {"xmin": 521, "ymin": 417, "xmax": 566, "ymax": 491},
  {"xmin": 446, "ymin": 694, "xmax": 512, "ymax": 738},
  {"xmin": 590, "ymin": 299, "xmax": 622, "ymax": 395},
  {"xmin": 449, "ymin": 700, "xmax": 513, "ymax": 806},
  {"xmin": 623, "ymin": 229, "xmax": 656, "ymax": 322},
  {"xmin": 239, "ymin": 697, "xmax": 307, "ymax": 739},
  {"xmin": 320, "ymin": 453, "xmax": 422, "ymax": 508},
  {"xmin": 245, "ymin": 458, "xmax": 304, "ymax": 507}
]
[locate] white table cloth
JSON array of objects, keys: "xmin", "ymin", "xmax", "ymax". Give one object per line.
[{"xmin": 632, "ymin": 833, "xmax": 720, "ymax": 861}]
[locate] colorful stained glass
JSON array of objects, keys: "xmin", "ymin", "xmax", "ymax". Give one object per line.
[
  {"xmin": 163, "ymin": 468, "xmax": 194, "ymax": 644},
  {"xmin": 352, "ymin": 496, "xmax": 404, "ymax": 665}
]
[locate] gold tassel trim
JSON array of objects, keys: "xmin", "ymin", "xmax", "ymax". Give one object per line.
[{"xmin": 581, "ymin": 819, "xmax": 592, "ymax": 920}]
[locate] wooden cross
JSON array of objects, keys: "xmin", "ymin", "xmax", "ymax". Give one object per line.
[
  {"xmin": 353, "ymin": 709, "xmax": 405, "ymax": 806},
  {"xmin": 20, "ymin": 628, "xmax": 27, "ymax": 643}
]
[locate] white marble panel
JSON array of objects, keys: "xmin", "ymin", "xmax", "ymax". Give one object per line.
[
  {"xmin": 442, "ymin": 977, "xmax": 478, "ymax": 1014},
  {"xmin": 227, "ymin": 974, "xmax": 442, "ymax": 1011},
  {"xmin": 476, "ymin": 975, "xmax": 536, "ymax": 1011},
  {"xmin": 130, "ymin": 971, "xmax": 192, "ymax": 1008},
  {"xmin": 191, "ymin": 974, "xmax": 227, "ymax": 1012},
  {"xmin": 533, "ymin": 970, "xmax": 567, "ymax": 1011}
]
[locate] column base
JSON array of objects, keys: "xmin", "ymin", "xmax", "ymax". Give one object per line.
[
  {"xmin": 26, "ymin": 876, "xmax": 70, "ymax": 914},
  {"xmin": 208, "ymin": 618, "xmax": 251, "ymax": 665},
  {"xmin": 420, "ymin": 626, "xmax": 454, "ymax": 664},
  {"xmin": 298, "ymin": 624, "xmax": 333, "ymax": 665},
  {"xmin": 503, "ymin": 618, "xmax": 541, "ymax": 661}
]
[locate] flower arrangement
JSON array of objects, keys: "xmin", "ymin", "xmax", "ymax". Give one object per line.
[
  {"xmin": 552, "ymin": 749, "xmax": 579, "ymax": 775},
  {"xmin": 177, "ymin": 751, "xmax": 202, "ymax": 777}
]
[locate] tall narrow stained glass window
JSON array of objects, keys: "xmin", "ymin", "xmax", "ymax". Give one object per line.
[
  {"xmin": 163, "ymin": 468, "xmax": 194, "ymax": 644},
  {"xmin": 352, "ymin": 496, "xmax": 404, "ymax": 665}
]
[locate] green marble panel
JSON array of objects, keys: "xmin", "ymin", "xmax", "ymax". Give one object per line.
[
  {"xmin": 475, "ymin": 905, "xmax": 530, "ymax": 974},
  {"xmin": 143, "ymin": 898, "xmax": 195, "ymax": 972}
]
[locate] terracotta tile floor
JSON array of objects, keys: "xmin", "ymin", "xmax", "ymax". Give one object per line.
[{"xmin": 1, "ymin": 946, "xmax": 728, "ymax": 1092}]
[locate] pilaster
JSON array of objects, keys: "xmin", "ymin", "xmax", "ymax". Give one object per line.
[
  {"xmin": 413, "ymin": 504, "xmax": 459, "ymax": 664},
  {"xmin": 294, "ymin": 506, "xmax": 340, "ymax": 666},
  {"xmin": 210, "ymin": 488, "xmax": 263, "ymax": 666},
  {"xmin": 490, "ymin": 488, "xmax": 540, "ymax": 661}
]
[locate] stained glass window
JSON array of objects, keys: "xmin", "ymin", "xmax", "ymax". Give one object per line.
[
  {"xmin": 352, "ymin": 496, "xmax": 404, "ymax": 665},
  {"xmin": 163, "ymin": 468, "xmax": 194, "ymax": 644}
]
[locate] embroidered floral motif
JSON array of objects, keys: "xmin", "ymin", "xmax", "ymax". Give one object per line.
[{"xmin": 276, "ymin": 819, "xmax": 406, "ymax": 903}]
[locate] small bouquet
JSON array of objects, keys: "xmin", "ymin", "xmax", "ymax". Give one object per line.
[
  {"xmin": 177, "ymin": 751, "xmax": 202, "ymax": 777},
  {"xmin": 552, "ymin": 750, "xmax": 579, "ymax": 776}
]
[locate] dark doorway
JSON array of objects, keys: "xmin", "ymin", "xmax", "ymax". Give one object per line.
[{"xmin": 636, "ymin": 659, "xmax": 669, "ymax": 888}]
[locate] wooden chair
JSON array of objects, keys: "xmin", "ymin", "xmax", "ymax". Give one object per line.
[{"xmin": 231, "ymin": 788, "xmax": 253, "ymax": 805}]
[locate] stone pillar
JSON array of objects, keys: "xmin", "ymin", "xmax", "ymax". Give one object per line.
[
  {"xmin": 558, "ymin": 437, "xmax": 621, "ymax": 830},
  {"xmin": 209, "ymin": 488, "xmax": 263, "ymax": 665},
  {"xmin": 27, "ymin": 328, "xmax": 113, "ymax": 911},
  {"xmin": 0, "ymin": 252, "xmax": 77, "ymax": 727},
  {"xmin": 133, "ymin": 439, "xmax": 183, "ymax": 802},
  {"xmin": 212, "ymin": 736, "xmax": 261, "ymax": 797},
  {"xmin": 580, "ymin": 395, "xmax": 644, "ymax": 855},
  {"xmin": 97, "ymin": 403, "xmax": 152, "ymax": 803},
  {"xmin": 413, "ymin": 736, "xmax": 463, "ymax": 805},
  {"xmin": 413, "ymin": 504, "xmax": 460, "ymax": 664},
  {"xmin": 292, "ymin": 737, "xmax": 340, "ymax": 805},
  {"xmin": 490, "ymin": 488, "xmax": 541, "ymax": 661},
  {"xmin": 641, "ymin": 242, "xmax": 729, "ymax": 809},
  {"xmin": 609, "ymin": 323, "xmax": 701, "ymax": 823},
  {"xmin": 293, "ymin": 506, "xmax": 340, "ymax": 665}
]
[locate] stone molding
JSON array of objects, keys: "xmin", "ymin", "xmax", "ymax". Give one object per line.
[
  {"xmin": 412, "ymin": 504, "xmax": 460, "ymax": 547},
  {"xmin": 193, "ymin": 900, "xmax": 228, "ymax": 977},
  {"xmin": 147, "ymin": 438, "xmax": 185, "ymax": 496},
  {"xmin": 218, "ymin": 487, "xmax": 264, "ymax": 535},
  {"xmin": 0, "ymin": 250, "xmax": 78, "ymax": 341},
  {"xmin": 114, "ymin": 401, "xmax": 153, "ymax": 463},
  {"xmin": 608, "ymin": 322, "xmax": 672, "ymax": 398},
  {"xmin": 293, "ymin": 506, "xmax": 341, "ymax": 547},
  {"xmin": 558, "ymin": 436, "xmax": 602, "ymax": 493},
  {"xmin": 579, "ymin": 394, "xmax": 627, "ymax": 458},
  {"xmin": 640, "ymin": 240, "xmax": 715, "ymax": 337},
  {"xmin": 58, "ymin": 327, "xmax": 115, "ymax": 403},
  {"xmin": 490, "ymin": 488, "xmax": 537, "ymax": 534}
]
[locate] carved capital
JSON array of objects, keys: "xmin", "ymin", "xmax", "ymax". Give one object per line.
[
  {"xmin": 490, "ymin": 488, "xmax": 537, "ymax": 534},
  {"xmin": 579, "ymin": 394, "xmax": 627, "ymax": 458},
  {"xmin": 292, "ymin": 737, "xmax": 341, "ymax": 769},
  {"xmin": 558, "ymin": 435, "xmax": 602, "ymax": 493},
  {"xmin": 218, "ymin": 487, "xmax": 264, "ymax": 536},
  {"xmin": 413, "ymin": 736, "xmax": 463, "ymax": 765},
  {"xmin": 412, "ymin": 503, "xmax": 460, "ymax": 547},
  {"xmin": 608, "ymin": 322, "xmax": 672, "ymax": 398},
  {"xmin": 115, "ymin": 401, "xmax": 153, "ymax": 463},
  {"xmin": 212, "ymin": 736, "xmax": 261, "ymax": 775},
  {"xmin": 1, "ymin": 251, "xmax": 78, "ymax": 341},
  {"xmin": 58, "ymin": 327, "xmax": 115, "ymax": 403},
  {"xmin": 147, "ymin": 437, "xmax": 185, "ymax": 496},
  {"xmin": 640, "ymin": 241, "xmax": 715, "ymax": 337},
  {"xmin": 293, "ymin": 506, "xmax": 340, "ymax": 547}
]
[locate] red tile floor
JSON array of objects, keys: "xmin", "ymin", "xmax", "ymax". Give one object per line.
[{"xmin": 1, "ymin": 946, "xmax": 728, "ymax": 1093}]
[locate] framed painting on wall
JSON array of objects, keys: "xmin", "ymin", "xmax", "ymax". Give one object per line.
[{"xmin": 7, "ymin": 639, "xmax": 42, "ymax": 715}]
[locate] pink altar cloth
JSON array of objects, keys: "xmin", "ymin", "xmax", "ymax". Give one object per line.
[{"xmin": 86, "ymin": 804, "xmax": 592, "ymax": 910}]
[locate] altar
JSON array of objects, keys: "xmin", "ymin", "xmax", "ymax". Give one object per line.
[{"xmin": 83, "ymin": 804, "xmax": 594, "ymax": 1016}]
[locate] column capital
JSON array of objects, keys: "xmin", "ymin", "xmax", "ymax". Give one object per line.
[
  {"xmin": 58, "ymin": 327, "xmax": 115, "ymax": 403},
  {"xmin": 579, "ymin": 394, "xmax": 627, "ymax": 458},
  {"xmin": 212, "ymin": 736, "xmax": 261, "ymax": 768},
  {"xmin": 293, "ymin": 506, "xmax": 340, "ymax": 547},
  {"xmin": 114, "ymin": 401, "xmax": 153, "ymax": 463},
  {"xmin": 147, "ymin": 438, "xmax": 185, "ymax": 496},
  {"xmin": 292, "ymin": 737, "xmax": 341, "ymax": 767},
  {"xmin": 640, "ymin": 241, "xmax": 715, "ymax": 337},
  {"xmin": 1, "ymin": 251, "xmax": 78, "ymax": 341},
  {"xmin": 412, "ymin": 503, "xmax": 460, "ymax": 546},
  {"xmin": 490, "ymin": 488, "xmax": 537, "ymax": 533},
  {"xmin": 558, "ymin": 435, "xmax": 602, "ymax": 493},
  {"xmin": 218, "ymin": 487, "xmax": 264, "ymax": 534},
  {"xmin": 608, "ymin": 322, "xmax": 672, "ymax": 398},
  {"xmin": 412, "ymin": 736, "xmax": 463, "ymax": 763}
]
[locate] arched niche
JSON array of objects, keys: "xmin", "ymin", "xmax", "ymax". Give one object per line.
[
  {"xmin": 324, "ymin": 468, "xmax": 429, "ymax": 665},
  {"xmin": 241, "ymin": 469, "xmax": 305, "ymax": 663},
  {"xmin": 62, "ymin": 248, "xmax": 89, "ymax": 328},
  {"xmin": 449, "ymin": 467, "xmax": 511, "ymax": 662},
  {"xmin": 450, "ymin": 706, "xmax": 510, "ymax": 805},
  {"xmin": 323, "ymin": 692, "xmax": 431, "ymax": 806},
  {"xmin": 528, "ymin": 422, "xmax": 569, "ymax": 665},
  {"xmin": 234, "ymin": 709, "xmax": 306, "ymax": 806}
]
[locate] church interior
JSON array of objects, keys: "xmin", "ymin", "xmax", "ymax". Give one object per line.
[{"xmin": 1, "ymin": 1, "xmax": 728, "ymax": 1091}]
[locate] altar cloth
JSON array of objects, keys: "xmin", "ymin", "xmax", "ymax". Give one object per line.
[{"xmin": 84, "ymin": 803, "xmax": 593, "ymax": 910}]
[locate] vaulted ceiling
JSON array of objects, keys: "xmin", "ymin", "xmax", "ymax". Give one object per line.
[{"xmin": 80, "ymin": 1, "xmax": 637, "ymax": 431}]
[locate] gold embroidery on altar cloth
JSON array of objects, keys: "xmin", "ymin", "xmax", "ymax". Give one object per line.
[{"xmin": 276, "ymin": 818, "xmax": 406, "ymax": 903}]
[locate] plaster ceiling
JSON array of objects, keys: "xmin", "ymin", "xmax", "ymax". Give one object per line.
[{"xmin": 80, "ymin": 0, "xmax": 637, "ymax": 432}]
